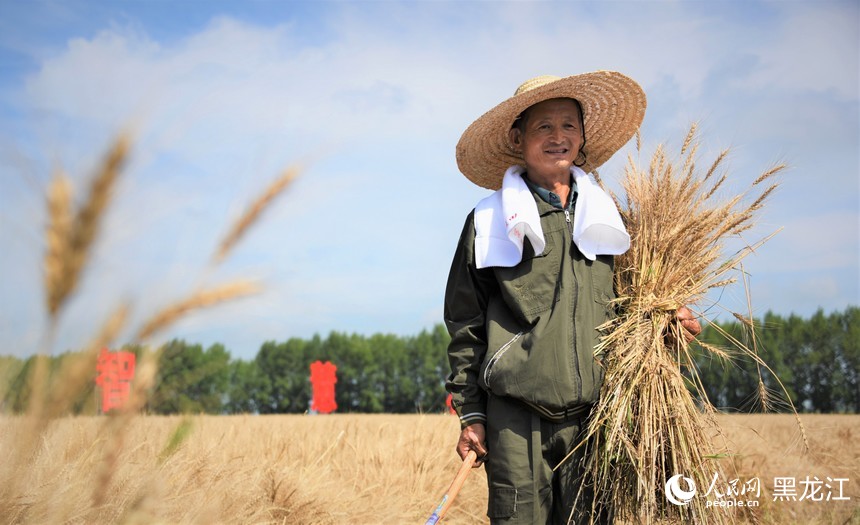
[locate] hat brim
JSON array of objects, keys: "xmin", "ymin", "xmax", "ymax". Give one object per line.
[{"xmin": 456, "ymin": 71, "xmax": 646, "ymax": 190}]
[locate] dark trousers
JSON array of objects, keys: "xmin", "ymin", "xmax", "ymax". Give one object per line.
[{"xmin": 485, "ymin": 395, "xmax": 608, "ymax": 524}]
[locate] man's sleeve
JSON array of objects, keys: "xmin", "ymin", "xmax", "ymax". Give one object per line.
[{"xmin": 444, "ymin": 211, "xmax": 496, "ymax": 429}]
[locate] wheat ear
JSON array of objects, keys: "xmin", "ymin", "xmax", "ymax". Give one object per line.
[
  {"xmin": 135, "ymin": 280, "xmax": 261, "ymax": 341},
  {"xmin": 44, "ymin": 170, "xmax": 73, "ymax": 316},
  {"xmin": 213, "ymin": 165, "xmax": 301, "ymax": 263},
  {"xmin": 44, "ymin": 135, "xmax": 129, "ymax": 317}
]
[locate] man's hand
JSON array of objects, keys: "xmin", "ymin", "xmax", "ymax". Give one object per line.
[
  {"xmin": 675, "ymin": 306, "xmax": 701, "ymax": 342},
  {"xmin": 457, "ymin": 423, "xmax": 488, "ymax": 468}
]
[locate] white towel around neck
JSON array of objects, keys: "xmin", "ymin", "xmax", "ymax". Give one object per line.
[
  {"xmin": 570, "ymin": 166, "xmax": 630, "ymax": 260},
  {"xmin": 473, "ymin": 166, "xmax": 544, "ymax": 269},
  {"xmin": 473, "ymin": 165, "xmax": 629, "ymax": 269}
]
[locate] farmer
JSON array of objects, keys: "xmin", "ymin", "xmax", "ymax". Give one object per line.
[{"xmin": 444, "ymin": 72, "xmax": 700, "ymax": 524}]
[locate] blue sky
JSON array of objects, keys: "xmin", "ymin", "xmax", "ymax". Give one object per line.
[{"xmin": 1, "ymin": 0, "xmax": 858, "ymax": 360}]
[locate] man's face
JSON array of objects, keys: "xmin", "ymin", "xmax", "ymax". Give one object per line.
[{"xmin": 509, "ymin": 98, "xmax": 584, "ymax": 181}]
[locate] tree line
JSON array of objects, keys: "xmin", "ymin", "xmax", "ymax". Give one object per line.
[
  {"xmin": 1, "ymin": 307, "xmax": 856, "ymax": 415},
  {"xmin": 0, "ymin": 324, "xmax": 452, "ymax": 415},
  {"xmin": 695, "ymin": 306, "xmax": 859, "ymax": 413}
]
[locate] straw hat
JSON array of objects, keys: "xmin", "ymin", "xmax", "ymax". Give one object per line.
[{"xmin": 456, "ymin": 71, "xmax": 646, "ymax": 189}]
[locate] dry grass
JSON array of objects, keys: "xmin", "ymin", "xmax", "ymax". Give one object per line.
[{"xmin": 0, "ymin": 414, "xmax": 855, "ymax": 524}]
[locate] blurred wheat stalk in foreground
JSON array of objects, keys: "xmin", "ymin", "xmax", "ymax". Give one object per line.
[
  {"xmin": 1, "ymin": 133, "xmax": 300, "ymax": 523},
  {"xmin": 572, "ymin": 125, "xmax": 806, "ymax": 525}
]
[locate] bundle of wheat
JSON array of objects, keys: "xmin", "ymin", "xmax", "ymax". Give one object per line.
[{"xmin": 568, "ymin": 125, "xmax": 798, "ymax": 524}]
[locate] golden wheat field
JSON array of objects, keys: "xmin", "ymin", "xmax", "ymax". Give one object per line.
[{"xmin": 1, "ymin": 413, "xmax": 857, "ymax": 524}]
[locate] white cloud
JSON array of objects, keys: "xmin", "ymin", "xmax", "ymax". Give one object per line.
[{"xmin": 741, "ymin": 2, "xmax": 859, "ymax": 100}]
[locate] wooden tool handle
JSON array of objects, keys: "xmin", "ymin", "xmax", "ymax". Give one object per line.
[{"xmin": 424, "ymin": 450, "xmax": 477, "ymax": 525}]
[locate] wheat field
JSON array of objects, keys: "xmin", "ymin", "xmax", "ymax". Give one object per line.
[{"xmin": 1, "ymin": 413, "xmax": 857, "ymax": 524}]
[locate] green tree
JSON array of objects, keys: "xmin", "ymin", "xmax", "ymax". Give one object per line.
[
  {"xmin": 225, "ymin": 359, "xmax": 263, "ymax": 413},
  {"xmin": 405, "ymin": 324, "xmax": 450, "ymax": 413},
  {"xmin": 840, "ymin": 307, "xmax": 860, "ymax": 412},
  {"xmin": 693, "ymin": 308, "xmax": 859, "ymax": 414},
  {"xmin": 2, "ymin": 354, "xmax": 36, "ymax": 413},
  {"xmin": 756, "ymin": 311, "xmax": 796, "ymax": 409},
  {"xmin": 150, "ymin": 340, "xmax": 230, "ymax": 414},
  {"xmin": 255, "ymin": 337, "xmax": 315, "ymax": 413},
  {"xmin": 0, "ymin": 355, "xmax": 24, "ymax": 412},
  {"xmin": 802, "ymin": 310, "xmax": 841, "ymax": 412},
  {"xmin": 325, "ymin": 332, "xmax": 378, "ymax": 412}
]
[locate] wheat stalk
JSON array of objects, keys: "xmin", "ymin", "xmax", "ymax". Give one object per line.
[
  {"xmin": 43, "ymin": 135, "xmax": 129, "ymax": 318},
  {"xmin": 213, "ymin": 165, "xmax": 301, "ymax": 264},
  {"xmin": 44, "ymin": 170, "xmax": 73, "ymax": 316},
  {"xmin": 135, "ymin": 280, "xmax": 261, "ymax": 342}
]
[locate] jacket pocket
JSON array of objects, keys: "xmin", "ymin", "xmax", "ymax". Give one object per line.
[
  {"xmin": 494, "ymin": 236, "xmax": 561, "ymax": 323},
  {"xmin": 482, "ymin": 331, "xmax": 523, "ymax": 390},
  {"xmin": 590, "ymin": 254, "xmax": 616, "ymax": 322},
  {"xmin": 488, "ymin": 486, "xmax": 517, "ymax": 519}
]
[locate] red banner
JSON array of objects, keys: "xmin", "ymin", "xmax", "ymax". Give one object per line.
[
  {"xmin": 95, "ymin": 348, "xmax": 136, "ymax": 413},
  {"xmin": 309, "ymin": 360, "xmax": 337, "ymax": 414}
]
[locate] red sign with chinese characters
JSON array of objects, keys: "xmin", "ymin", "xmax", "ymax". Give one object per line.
[
  {"xmin": 95, "ymin": 348, "xmax": 136, "ymax": 413},
  {"xmin": 309, "ymin": 360, "xmax": 337, "ymax": 414}
]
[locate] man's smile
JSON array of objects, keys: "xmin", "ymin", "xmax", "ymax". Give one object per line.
[{"xmin": 545, "ymin": 147, "xmax": 570, "ymax": 155}]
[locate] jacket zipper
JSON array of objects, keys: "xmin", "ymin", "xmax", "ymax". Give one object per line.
[
  {"xmin": 565, "ymin": 208, "xmax": 582, "ymax": 400},
  {"xmin": 483, "ymin": 331, "xmax": 524, "ymax": 386}
]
